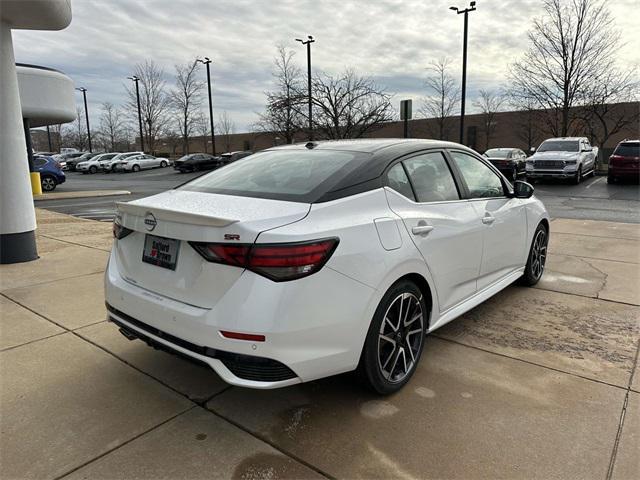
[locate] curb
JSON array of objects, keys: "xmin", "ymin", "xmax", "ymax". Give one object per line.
[{"xmin": 34, "ymin": 190, "xmax": 131, "ymax": 201}]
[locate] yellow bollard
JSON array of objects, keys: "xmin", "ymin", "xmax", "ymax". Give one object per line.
[{"xmin": 30, "ymin": 172, "xmax": 42, "ymax": 196}]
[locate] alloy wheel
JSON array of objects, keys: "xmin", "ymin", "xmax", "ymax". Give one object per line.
[
  {"xmin": 530, "ymin": 229, "xmax": 547, "ymax": 280},
  {"xmin": 41, "ymin": 177, "xmax": 56, "ymax": 191},
  {"xmin": 377, "ymin": 292, "xmax": 424, "ymax": 383}
]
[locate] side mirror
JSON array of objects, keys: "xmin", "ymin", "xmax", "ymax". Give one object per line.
[{"xmin": 513, "ymin": 180, "xmax": 535, "ymax": 199}]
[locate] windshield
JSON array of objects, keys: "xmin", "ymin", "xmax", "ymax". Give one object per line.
[
  {"xmin": 484, "ymin": 149, "xmax": 511, "ymax": 158},
  {"xmin": 180, "ymin": 149, "xmax": 369, "ymax": 202},
  {"xmin": 538, "ymin": 141, "xmax": 579, "ymax": 152},
  {"xmin": 613, "ymin": 143, "xmax": 640, "ymax": 157}
]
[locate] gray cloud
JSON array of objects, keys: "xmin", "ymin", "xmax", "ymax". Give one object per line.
[{"xmin": 13, "ymin": 0, "xmax": 639, "ymax": 132}]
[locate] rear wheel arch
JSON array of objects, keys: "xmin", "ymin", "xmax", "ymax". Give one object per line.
[{"xmin": 391, "ymin": 273, "xmax": 433, "ymax": 328}]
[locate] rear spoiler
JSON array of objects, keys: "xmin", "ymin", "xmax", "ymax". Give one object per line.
[{"xmin": 116, "ymin": 202, "xmax": 238, "ymax": 227}]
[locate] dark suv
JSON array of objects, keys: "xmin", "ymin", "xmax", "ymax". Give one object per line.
[{"xmin": 608, "ymin": 140, "xmax": 639, "ymax": 184}]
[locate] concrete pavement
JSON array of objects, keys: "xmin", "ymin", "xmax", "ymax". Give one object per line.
[{"xmin": 1, "ymin": 210, "xmax": 638, "ymax": 479}]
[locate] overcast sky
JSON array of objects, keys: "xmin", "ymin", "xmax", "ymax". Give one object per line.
[{"xmin": 14, "ymin": 0, "xmax": 640, "ymax": 132}]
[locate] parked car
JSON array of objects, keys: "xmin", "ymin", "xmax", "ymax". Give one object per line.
[
  {"xmin": 173, "ymin": 153, "xmax": 220, "ymax": 172},
  {"xmin": 77, "ymin": 152, "xmax": 117, "ymax": 174},
  {"xmin": 526, "ymin": 137, "xmax": 597, "ymax": 184},
  {"xmin": 114, "ymin": 154, "xmax": 170, "ymax": 172},
  {"xmin": 33, "ymin": 155, "xmax": 65, "ymax": 191},
  {"xmin": 67, "ymin": 152, "xmax": 99, "ymax": 171},
  {"xmin": 52, "ymin": 152, "xmax": 85, "ymax": 170},
  {"xmin": 106, "ymin": 139, "xmax": 549, "ymax": 394},
  {"xmin": 608, "ymin": 140, "xmax": 639, "ymax": 184},
  {"xmin": 219, "ymin": 150, "xmax": 253, "ymax": 165},
  {"xmin": 102, "ymin": 152, "xmax": 143, "ymax": 172},
  {"xmin": 483, "ymin": 148, "xmax": 527, "ymax": 180}
]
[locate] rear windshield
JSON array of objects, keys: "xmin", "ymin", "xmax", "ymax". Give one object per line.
[
  {"xmin": 614, "ymin": 143, "xmax": 640, "ymax": 157},
  {"xmin": 180, "ymin": 149, "xmax": 370, "ymax": 202},
  {"xmin": 484, "ymin": 149, "xmax": 510, "ymax": 158},
  {"xmin": 538, "ymin": 141, "xmax": 579, "ymax": 152}
]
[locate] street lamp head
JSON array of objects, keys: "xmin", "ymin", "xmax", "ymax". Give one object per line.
[
  {"xmin": 450, "ymin": 6, "xmax": 459, "ymax": 11},
  {"xmin": 196, "ymin": 57, "xmax": 212, "ymax": 65},
  {"xmin": 75, "ymin": 87, "xmax": 87, "ymax": 92},
  {"xmin": 470, "ymin": 1, "xmax": 476, "ymax": 6},
  {"xmin": 128, "ymin": 75, "xmax": 139, "ymax": 82},
  {"xmin": 295, "ymin": 38, "xmax": 304, "ymax": 43}
]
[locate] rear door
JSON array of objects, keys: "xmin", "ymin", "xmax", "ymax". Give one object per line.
[
  {"xmin": 448, "ymin": 150, "xmax": 527, "ymax": 291},
  {"xmin": 384, "ymin": 151, "xmax": 483, "ymax": 314}
]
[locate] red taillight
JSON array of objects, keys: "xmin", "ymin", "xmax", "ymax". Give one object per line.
[
  {"xmin": 609, "ymin": 155, "xmax": 623, "ymax": 165},
  {"xmin": 190, "ymin": 238, "xmax": 339, "ymax": 281},
  {"xmin": 220, "ymin": 331, "xmax": 266, "ymax": 342},
  {"xmin": 112, "ymin": 220, "xmax": 133, "ymax": 239}
]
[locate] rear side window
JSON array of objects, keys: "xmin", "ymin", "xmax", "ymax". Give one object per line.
[
  {"xmin": 403, "ymin": 152, "xmax": 459, "ymax": 202},
  {"xmin": 34, "ymin": 157, "xmax": 47, "ymax": 168},
  {"xmin": 181, "ymin": 150, "xmax": 369, "ymax": 202},
  {"xmin": 386, "ymin": 163, "xmax": 415, "ymax": 200},
  {"xmin": 614, "ymin": 143, "xmax": 640, "ymax": 157}
]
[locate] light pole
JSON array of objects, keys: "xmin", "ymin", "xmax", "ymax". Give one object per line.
[
  {"xmin": 450, "ymin": 1, "xmax": 476, "ymax": 145},
  {"xmin": 128, "ymin": 75, "xmax": 145, "ymax": 152},
  {"xmin": 295, "ymin": 35, "xmax": 315, "ymax": 141},
  {"xmin": 75, "ymin": 87, "xmax": 92, "ymax": 152},
  {"xmin": 196, "ymin": 57, "xmax": 216, "ymax": 155}
]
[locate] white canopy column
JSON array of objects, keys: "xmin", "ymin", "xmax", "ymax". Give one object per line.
[{"xmin": 0, "ymin": 0, "xmax": 72, "ymax": 264}]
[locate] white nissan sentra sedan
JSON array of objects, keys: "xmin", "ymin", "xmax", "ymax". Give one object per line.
[{"xmin": 106, "ymin": 139, "xmax": 549, "ymax": 394}]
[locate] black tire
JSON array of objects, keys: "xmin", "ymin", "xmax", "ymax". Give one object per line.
[
  {"xmin": 40, "ymin": 175, "xmax": 57, "ymax": 192},
  {"xmin": 132, "ymin": 164, "xmax": 140, "ymax": 172},
  {"xmin": 357, "ymin": 279, "xmax": 427, "ymax": 395},
  {"xmin": 520, "ymin": 223, "xmax": 548, "ymax": 286},
  {"xmin": 89, "ymin": 165, "xmax": 97, "ymax": 174},
  {"xmin": 572, "ymin": 166, "xmax": 582, "ymax": 184},
  {"xmin": 607, "ymin": 174, "xmax": 616, "ymax": 184},
  {"xmin": 160, "ymin": 160, "xmax": 167, "ymax": 168}
]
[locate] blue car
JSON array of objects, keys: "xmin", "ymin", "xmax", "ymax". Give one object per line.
[{"xmin": 34, "ymin": 155, "xmax": 66, "ymax": 191}]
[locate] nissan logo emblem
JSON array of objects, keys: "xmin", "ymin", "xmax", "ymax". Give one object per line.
[{"xmin": 144, "ymin": 212, "xmax": 157, "ymax": 231}]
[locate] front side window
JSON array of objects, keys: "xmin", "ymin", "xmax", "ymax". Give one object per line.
[
  {"xmin": 450, "ymin": 151, "xmax": 505, "ymax": 199},
  {"xmin": 386, "ymin": 163, "xmax": 415, "ymax": 200},
  {"xmin": 403, "ymin": 152, "xmax": 459, "ymax": 203}
]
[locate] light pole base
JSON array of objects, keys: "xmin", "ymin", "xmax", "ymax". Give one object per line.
[
  {"xmin": 30, "ymin": 172, "xmax": 42, "ymax": 196},
  {"xmin": 0, "ymin": 230, "xmax": 38, "ymax": 264}
]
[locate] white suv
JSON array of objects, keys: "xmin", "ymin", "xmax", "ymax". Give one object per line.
[{"xmin": 526, "ymin": 137, "xmax": 597, "ymax": 184}]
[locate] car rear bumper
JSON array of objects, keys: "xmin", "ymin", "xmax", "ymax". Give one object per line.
[
  {"xmin": 609, "ymin": 166, "xmax": 640, "ymax": 178},
  {"xmin": 104, "ymin": 248, "xmax": 375, "ymax": 388}
]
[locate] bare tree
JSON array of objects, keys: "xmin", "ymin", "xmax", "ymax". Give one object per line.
[
  {"xmin": 62, "ymin": 108, "xmax": 88, "ymax": 151},
  {"xmin": 579, "ymin": 69, "xmax": 639, "ymax": 161},
  {"xmin": 256, "ymin": 45, "xmax": 306, "ymax": 144},
  {"xmin": 170, "ymin": 60, "xmax": 204, "ymax": 155},
  {"xmin": 310, "ymin": 69, "xmax": 393, "ymax": 139},
  {"xmin": 194, "ymin": 111, "xmax": 211, "ymax": 153},
  {"xmin": 474, "ymin": 90, "xmax": 506, "ymax": 151},
  {"xmin": 509, "ymin": 97, "xmax": 544, "ymax": 153},
  {"xmin": 98, "ymin": 102, "xmax": 125, "ymax": 151},
  {"xmin": 217, "ymin": 111, "xmax": 235, "ymax": 152},
  {"xmin": 420, "ymin": 58, "xmax": 460, "ymax": 140},
  {"xmin": 509, "ymin": 0, "xmax": 621, "ymax": 137},
  {"xmin": 125, "ymin": 60, "xmax": 170, "ymax": 153}
]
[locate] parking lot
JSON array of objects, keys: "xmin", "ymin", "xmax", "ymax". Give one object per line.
[
  {"xmin": 37, "ymin": 168, "xmax": 640, "ymax": 224},
  {"xmin": 2, "ymin": 183, "xmax": 639, "ymax": 478}
]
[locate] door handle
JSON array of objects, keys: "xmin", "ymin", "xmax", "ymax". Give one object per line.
[
  {"xmin": 482, "ymin": 215, "xmax": 496, "ymax": 225},
  {"xmin": 412, "ymin": 225, "xmax": 434, "ymax": 236}
]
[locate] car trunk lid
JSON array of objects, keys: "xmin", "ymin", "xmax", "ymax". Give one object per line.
[{"xmin": 114, "ymin": 190, "xmax": 310, "ymax": 307}]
